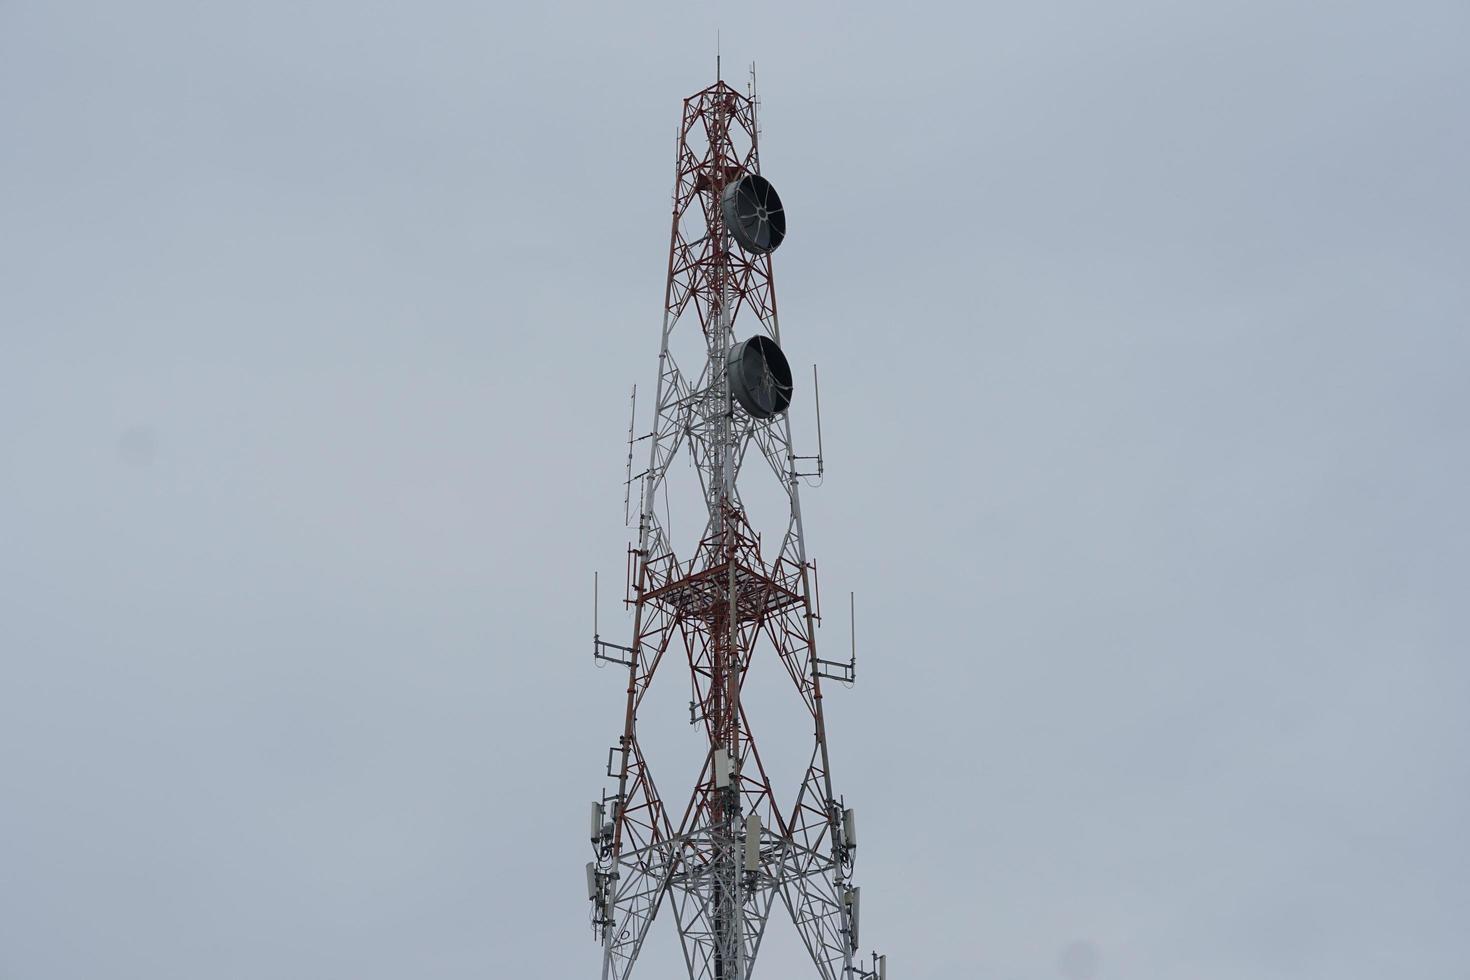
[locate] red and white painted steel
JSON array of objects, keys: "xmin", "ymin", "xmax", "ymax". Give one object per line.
[{"xmin": 587, "ymin": 75, "xmax": 886, "ymax": 980}]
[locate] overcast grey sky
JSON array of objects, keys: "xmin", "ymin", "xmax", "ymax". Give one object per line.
[{"xmin": 2, "ymin": 1, "xmax": 1467, "ymax": 978}]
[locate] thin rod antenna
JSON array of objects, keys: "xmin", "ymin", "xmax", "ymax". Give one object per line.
[
  {"xmin": 813, "ymin": 365, "xmax": 825, "ymax": 478},
  {"xmin": 849, "ymin": 591, "xmax": 856, "ymax": 667},
  {"xmin": 623, "ymin": 385, "xmax": 637, "ymax": 526},
  {"xmin": 792, "ymin": 366, "xmax": 825, "ymax": 480}
]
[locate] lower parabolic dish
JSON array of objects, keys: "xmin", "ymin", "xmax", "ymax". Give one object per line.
[
  {"xmin": 721, "ymin": 174, "xmax": 786, "ymax": 254},
  {"xmin": 727, "ymin": 335, "xmax": 794, "ymax": 419}
]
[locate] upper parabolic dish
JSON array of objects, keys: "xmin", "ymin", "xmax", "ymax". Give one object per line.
[{"xmin": 721, "ymin": 174, "xmax": 786, "ymax": 254}]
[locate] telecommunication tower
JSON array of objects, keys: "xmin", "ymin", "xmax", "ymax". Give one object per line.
[{"xmin": 587, "ymin": 73, "xmax": 887, "ymax": 980}]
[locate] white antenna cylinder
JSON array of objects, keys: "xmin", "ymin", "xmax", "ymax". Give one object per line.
[
  {"xmin": 878, "ymin": 953, "xmax": 886, "ymax": 980},
  {"xmin": 843, "ymin": 807, "xmax": 857, "ymax": 850},
  {"xmin": 590, "ymin": 802, "xmax": 605, "ymax": 842},
  {"xmin": 586, "ymin": 862, "xmax": 599, "ymax": 901},
  {"xmin": 845, "ymin": 886, "xmax": 861, "ymax": 948},
  {"xmin": 714, "ymin": 748, "xmax": 735, "ymax": 788},
  {"xmin": 744, "ymin": 813, "xmax": 762, "ymax": 872}
]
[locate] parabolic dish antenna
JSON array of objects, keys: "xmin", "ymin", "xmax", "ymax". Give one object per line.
[
  {"xmin": 721, "ymin": 173, "xmax": 787, "ymax": 254},
  {"xmin": 727, "ymin": 335, "xmax": 794, "ymax": 419}
]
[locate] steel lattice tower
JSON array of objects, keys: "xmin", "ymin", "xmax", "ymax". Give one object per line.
[{"xmin": 587, "ymin": 75, "xmax": 886, "ymax": 980}]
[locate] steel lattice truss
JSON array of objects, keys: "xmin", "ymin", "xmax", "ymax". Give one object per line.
[{"xmin": 587, "ymin": 79, "xmax": 884, "ymax": 980}]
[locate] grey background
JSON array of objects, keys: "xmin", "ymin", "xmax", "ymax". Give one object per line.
[{"xmin": 2, "ymin": 1, "xmax": 1467, "ymax": 978}]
